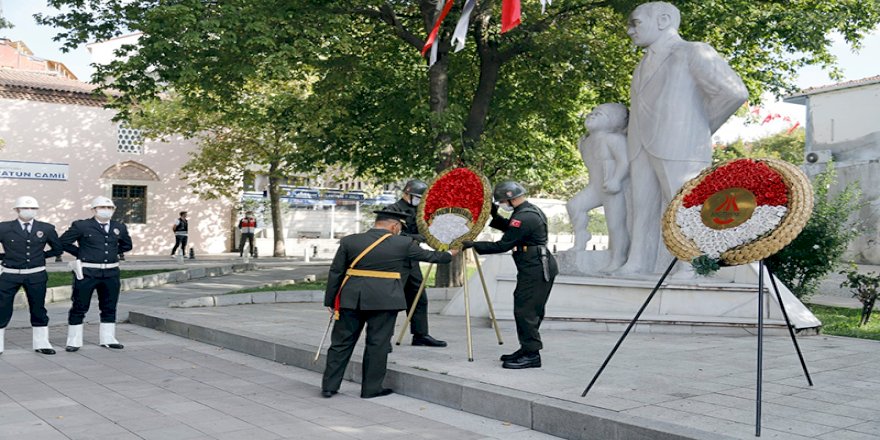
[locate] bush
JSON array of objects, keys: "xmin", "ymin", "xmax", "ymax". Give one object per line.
[
  {"xmin": 766, "ymin": 163, "xmax": 863, "ymax": 300},
  {"xmin": 839, "ymin": 263, "xmax": 880, "ymax": 326}
]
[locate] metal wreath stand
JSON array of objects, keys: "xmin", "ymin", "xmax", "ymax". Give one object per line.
[{"xmin": 582, "ymin": 158, "xmax": 816, "ymax": 437}]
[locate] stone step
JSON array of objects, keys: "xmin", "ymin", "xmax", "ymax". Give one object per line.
[{"xmin": 128, "ymin": 310, "xmax": 735, "ymax": 440}]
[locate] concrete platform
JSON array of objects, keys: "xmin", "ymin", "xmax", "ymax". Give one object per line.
[{"xmin": 127, "ymin": 303, "xmax": 880, "ymax": 440}]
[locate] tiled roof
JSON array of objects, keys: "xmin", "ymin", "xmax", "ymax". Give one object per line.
[
  {"xmin": 786, "ymin": 75, "xmax": 880, "ymax": 99},
  {"xmin": 0, "ymin": 69, "xmax": 107, "ymax": 106}
]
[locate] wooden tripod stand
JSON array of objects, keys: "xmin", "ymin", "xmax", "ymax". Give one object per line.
[{"xmin": 395, "ymin": 248, "xmax": 504, "ymax": 361}]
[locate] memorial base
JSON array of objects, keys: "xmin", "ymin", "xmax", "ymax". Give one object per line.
[{"xmin": 441, "ymin": 253, "xmax": 821, "ymax": 335}]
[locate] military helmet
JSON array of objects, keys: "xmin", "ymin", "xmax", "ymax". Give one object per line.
[
  {"xmin": 14, "ymin": 196, "xmax": 40, "ymax": 209},
  {"xmin": 91, "ymin": 196, "xmax": 116, "ymax": 208},
  {"xmin": 403, "ymin": 179, "xmax": 428, "ymax": 197},
  {"xmin": 493, "ymin": 181, "xmax": 527, "ymax": 202}
]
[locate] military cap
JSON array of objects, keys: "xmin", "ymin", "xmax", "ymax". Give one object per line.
[{"xmin": 373, "ymin": 209, "xmax": 408, "ymax": 224}]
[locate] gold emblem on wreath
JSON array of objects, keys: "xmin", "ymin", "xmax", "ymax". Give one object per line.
[{"xmin": 700, "ymin": 187, "xmax": 756, "ymax": 230}]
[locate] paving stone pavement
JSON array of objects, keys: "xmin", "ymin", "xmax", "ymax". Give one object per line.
[
  {"xmin": 5, "ymin": 261, "xmax": 880, "ymax": 439},
  {"xmin": 2, "ymin": 263, "xmax": 560, "ymax": 439},
  {"xmin": 0, "ymin": 324, "xmax": 561, "ymax": 440},
  {"xmin": 132, "ymin": 302, "xmax": 880, "ymax": 440}
]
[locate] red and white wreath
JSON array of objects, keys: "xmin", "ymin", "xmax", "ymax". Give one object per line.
[
  {"xmin": 662, "ymin": 158, "xmax": 813, "ymax": 274},
  {"xmin": 417, "ymin": 167, "xmax": 492, "ymax": 250}
]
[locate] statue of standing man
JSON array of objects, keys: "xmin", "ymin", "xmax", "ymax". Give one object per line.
[{"xmin": 617, "ymin": 2, "xmax": 749, "ymax": 274}]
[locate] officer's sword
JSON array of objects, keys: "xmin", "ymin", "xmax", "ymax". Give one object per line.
[{"xmin": 313, "ymin": 311, "xmax": 334, "ymax": 363}]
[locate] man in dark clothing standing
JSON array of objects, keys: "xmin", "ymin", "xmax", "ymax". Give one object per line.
[
  {"xmin": 61, "ymin": 196, "xmax": 133, "ymax": 352},
  {"xmin": 0, "ymin": 196, "xmax": 64, "ymax": 355},
  {"xmin": 462, "ymin": 181, "xmax": 558, "ymax": 369},
  {"xmin": 170, "ymin": 211, "xmax": 188, "ymax": 257},
  {"xmin": 238, "ymin": 211, "xmax": 257, "ymax": 257},
  {"xmin": 321, "ymin": 209, "xmax": 457, "ymax": 399},
  {"xmin": 387, "ymin": 179, "xmax": 446, "ymax": 347}
]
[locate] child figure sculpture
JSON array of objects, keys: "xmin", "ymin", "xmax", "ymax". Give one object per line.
[{"xmin": 566, "ymin": 103, "xmax": 630, "ymax": 272}]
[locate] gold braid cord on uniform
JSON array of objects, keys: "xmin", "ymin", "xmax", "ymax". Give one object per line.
[{"xmin": 332, "ymin": 233, "xmax": 394, "ymax": 320}]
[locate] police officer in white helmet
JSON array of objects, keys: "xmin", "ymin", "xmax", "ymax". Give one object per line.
[
  {"xmin": 0, "ymin": 197, "xmax": 63, "ymax": 355},
  {"xmin": 60, "ymin": 196, "xmax": 133, "ymax": 352}
]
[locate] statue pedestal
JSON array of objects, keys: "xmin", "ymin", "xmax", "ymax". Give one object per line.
[{"xmin": 442, "ymin": 253, "xmax": 821, "ymax": 335}]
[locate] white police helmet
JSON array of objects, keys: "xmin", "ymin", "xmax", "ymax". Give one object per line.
[
  {"xmin": 14, "ymin": 196, "xmax": 40, "ymax": 209},
  {"xmin": 91, "ymin": 196, "xmax": 116, "ymax": 208}
]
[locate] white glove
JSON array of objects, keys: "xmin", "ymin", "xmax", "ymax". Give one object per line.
[{"xmin": 69, "ymin": 260, "xmax": 84, "ymax": 280}]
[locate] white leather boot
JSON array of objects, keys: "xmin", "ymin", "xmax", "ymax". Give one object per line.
[
  {"xmin": 66, "ymin": 324, "xmax": 83, "ymax": 352},
  {"xmin": 0, "ymin": 328, "xmax": 5, "ymax": 354},
  {"xmin": 32, "ymin": 326, "xmax": 56, "ymax": 355},
  {"xmin": 99, "ymin": 323, "xmax": 124, "ymax": 349}
]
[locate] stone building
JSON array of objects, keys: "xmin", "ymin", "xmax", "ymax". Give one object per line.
[{"xmin": 0, "ymin": 69, "xmax": 233, "ymax": 254}]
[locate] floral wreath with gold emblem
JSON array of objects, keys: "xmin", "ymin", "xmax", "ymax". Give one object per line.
[
  {"xmin": 417, "ymin": 167, "xmax": 492, "ymax": 251},
  {"xmin": 662, "ymin": 158, "xmax": 813, "ymax": 275}
]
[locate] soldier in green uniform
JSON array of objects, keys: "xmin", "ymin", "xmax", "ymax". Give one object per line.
[
  {"xmin": 463, "ymin": 181, "xmax": 558, "ymax": 369},
  {"xmin": 387, "ymin": 179, "xmax": 447, "ymax": 347},
  {"xmin": 321, "ymin": 209, "xmax": 457, "ymax": 398}
]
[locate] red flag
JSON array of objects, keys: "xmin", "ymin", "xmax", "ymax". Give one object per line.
[
  {"xmin": 421, "ymin": 0, "xmax": 456, "ymax": 56},
  {"xmin": 762, "ymin": 115, "xmax": 773, "ymax": 124},
  {"xmin": 501, "ymin": 0, "xmax": 521, "ymax": 33},
  {"xmin": 786, "ymin": 121, "xmax": 801, "ymax": 135}
]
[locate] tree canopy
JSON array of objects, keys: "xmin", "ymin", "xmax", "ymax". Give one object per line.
[
  {"xmin": 38, "ymin": 1, "xmax": 880, "ymax": 195},
  {"xmin": 714, "ymin": 127, "xmax": 806, "ymax": 164},
  {"xmin": 42, "ymin": 0, "xmax": 880, "ymax": 195}
]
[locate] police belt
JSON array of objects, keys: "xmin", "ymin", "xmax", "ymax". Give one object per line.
[
  {"xmin": 345, "ymin": 269, "xmax": 400, "ymax": 279},
  {"xmin": 1, "ymin": 266, "xmax": 46, "ymax": 274},
  {"xmin": 81, "ymin": 262, "xmax": 120, "ymax": 269}
]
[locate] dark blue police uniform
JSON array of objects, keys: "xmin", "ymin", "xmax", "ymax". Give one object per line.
[
  {"xmin": 60, "ymin": 218, "xmax": 133, "ymax": 325},
  {"xmin": 0, "ymin": 220, "xmax": 63, "ymax": 328}
]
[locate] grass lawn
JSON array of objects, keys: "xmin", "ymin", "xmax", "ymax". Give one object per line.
[
  {"xmin": 46, "ymin": 269, "xmax": 176, "ymax": 288},
  {"xmin": 809, "ymin": 304, "xmax": 880, "ymax": 341}
]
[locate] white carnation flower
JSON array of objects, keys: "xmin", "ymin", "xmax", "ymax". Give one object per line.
[
  {"xmin": 676, "ymin": 205, "xmax": 787, "ymax": 258},
  {"xmin": 428, "ymin": 213, "xmax": 471, "ymax": 244}
]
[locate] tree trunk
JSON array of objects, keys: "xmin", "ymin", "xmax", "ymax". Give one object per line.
[
  {"xmin": 463, "ymin": 51, "xmax": 501, "ymax": 147},
  {"xmin": 427, "ymin": 40, "xmax": 464, "ymax": 287},
  {"xmin": 268, "ymin": 160, "xmax": 286, "ymax": 257}
]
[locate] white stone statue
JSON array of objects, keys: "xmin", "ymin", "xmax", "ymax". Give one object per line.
[
  {"xmin": 566, "ymin": 103, "xmax": 630, "ymax": 272},
  {"xmin": 616, "ymin": 1, "xmax": 749, "ymax": 274}
]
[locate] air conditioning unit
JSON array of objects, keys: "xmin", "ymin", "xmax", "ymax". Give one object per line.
[{"xmin": 804, "ymin": 150, "xmax": 832, "ymax": 164}]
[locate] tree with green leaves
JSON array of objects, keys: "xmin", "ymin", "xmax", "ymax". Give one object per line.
[
  {"xmin": 714, "ymin": 128, "xmax": 806, "ymax": 164},
  {"xmin": 767, "ymin": 163, "xmax": 864, "ymax": 300},
  {"xmin": 38, "ymin": 0, "xmax": 880, "ymax": 283},
  {"xmin": 0, "ymin": 8, "xmax": 12, "ymax": 30},
  {"xmin": 132, "ymin": 78, "xmax": 314, "ymax": 257}
]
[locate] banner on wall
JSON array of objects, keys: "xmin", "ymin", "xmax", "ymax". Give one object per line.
[{"xmin": 0, "ymin": 160, "xmax": 69, "ymax": 181}]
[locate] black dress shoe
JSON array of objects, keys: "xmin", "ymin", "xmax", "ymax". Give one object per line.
[
  {"xmin": 100, "ymin": 343, "xmax": 124, "ymax": 349},
  {"xmin": 35, "ymin": 348, "xmax": 56, "ymax": 355},
  {"xmin": 65, "ymin": 346, "xmax": 80, "ymax": 352},
  {"xmin": 321, "ymin": 390, "xmax": 337, "ymax": 398},
  {"xmin": 502, "ymin": 352, "xmax": 541, "ymax": 369},
  {"xmin": 361, "ymin": 388, "xmax": 393, "ymax": 399},
  {"xmin": 412, "ymin": 335, "xmax": 447, "ymax": 347},
  {"xmin": 500, "ymin": 348, "xmax": 523, "ymax": 362}
]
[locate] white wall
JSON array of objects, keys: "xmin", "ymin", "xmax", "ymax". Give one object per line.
[
  {"xmin": 808, "ymin": 83, "xmax": 880, "ymax": 145},
  {"xmin": 0, "ymin": 97, "xmax": 233, "ymax": 254}
]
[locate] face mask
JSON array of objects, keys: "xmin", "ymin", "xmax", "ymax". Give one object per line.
[
  {"xmin": 18, "ymin": 209, "xmax": 37, "ymax": 221},
  {"xmin": 498, "ymin": 202, "xmax": 514, "ymax": 213},
  {"xmin": 95, "ymin": 209, "xmax": 114, "ymax": 221},
  {"xmin": 410, "ymin": 195, "xmax": 421, "ymax": 207}
]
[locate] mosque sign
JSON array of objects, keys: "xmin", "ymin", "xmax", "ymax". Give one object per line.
[{"xmin": 0, "ymin": 160, "xmax": 69, "ymax": 181}]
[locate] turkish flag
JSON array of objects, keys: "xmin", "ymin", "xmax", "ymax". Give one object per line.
[{"xmin": 501, "ymin": 0, "xmax": 521, "ymax": 33}]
